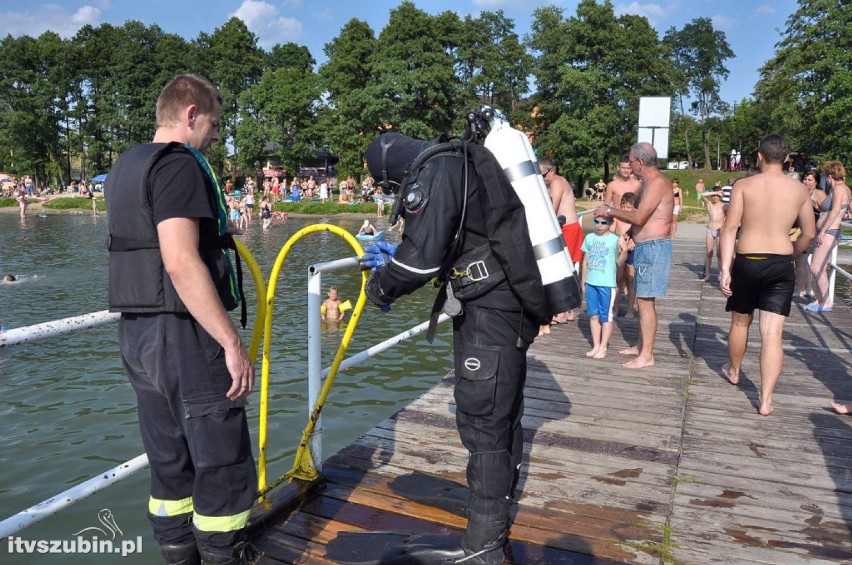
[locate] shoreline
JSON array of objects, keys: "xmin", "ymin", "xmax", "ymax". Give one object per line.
[{"xmin": 2, "ymin": 198, "xmax": 712, "ymax": 223}]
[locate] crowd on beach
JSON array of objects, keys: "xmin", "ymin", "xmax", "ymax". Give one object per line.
[
  {"xmin": 220, "ymin": 172, "xmax": 391, "ymax": 230},
  {"xmin": 1, "ymin": 174, "xmax": 102, "ymax": 199}
]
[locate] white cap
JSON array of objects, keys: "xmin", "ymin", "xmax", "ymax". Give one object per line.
[{"xmin": 363, "ymin": 220, "xmax": 369, "ymax": 226}]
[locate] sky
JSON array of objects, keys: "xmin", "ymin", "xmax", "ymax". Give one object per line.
[{"xmin": 0, "ymin": 0, "xmax": 799, "ymax": 104}]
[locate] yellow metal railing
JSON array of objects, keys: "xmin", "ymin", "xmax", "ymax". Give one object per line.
[{"xmin": 254, "ymin": 224, "xmax": 367, "ymax": 496}]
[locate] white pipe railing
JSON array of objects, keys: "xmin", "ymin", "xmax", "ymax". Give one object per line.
[
  {"xmin": 0, "ymin": 310, "xmax": 119, "ymax": 347},
  {"xmin": 306, "ymin": 257, "xmax": 360, "ymax": 466},
  {"xmin": 0, "ymin": 454, "xmax": 149, "ymax": 538}
]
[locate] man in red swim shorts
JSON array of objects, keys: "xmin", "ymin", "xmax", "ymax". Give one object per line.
[{"xmin": 540, "ymin": 157, "xmax": 580, "ymax": 324}]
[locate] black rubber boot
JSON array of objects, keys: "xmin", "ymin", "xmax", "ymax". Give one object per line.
[
  {"xmin": 459, "ymin": 509, "xmax": 508, "ymax": 565},
  {"xmin": 159, "ymin": 540, "xmax": 201, "ymax": 565},
  {"xmin": 198, "ymin": 547, "xmax": 237, "ymax": 565}
]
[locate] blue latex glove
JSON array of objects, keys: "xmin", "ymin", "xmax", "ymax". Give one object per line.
[{"xmin": 361, "ymin": 242, "xmax": 398, "ymax": 271}]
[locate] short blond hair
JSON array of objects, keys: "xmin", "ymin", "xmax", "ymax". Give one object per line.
[
  {"xmin": 156, "ymin": 74, "xmax": 221, "ymax": 128},
  {"xmin": 823, "ymin": 160, "xmax": 846, "ymax": 181}
]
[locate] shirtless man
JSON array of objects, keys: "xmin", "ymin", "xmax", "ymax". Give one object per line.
[
  {"xmin": 695, "ymin": 178, "xmax": 706, "ymax": 207},
  {"xmin": 701, "ymin": 191, "xmax": 725, "ymax": 281},
  {"xmin": 540, "ymin": 157, "xmax": 579, "ymax": 325},
  {"xmin": 595, "ymin": 142, "xmax": 673, "ymax": 369},
  {"xmin": 604, "ymin": 154, "xmax": 641, "ymax": 209},
  {"xmin": 719, "ymin": 134, "xmax": 814, "ymax": 416}
]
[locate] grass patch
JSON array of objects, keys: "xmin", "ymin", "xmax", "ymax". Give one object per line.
[
  {"xmin": 0, "ymin": 197, "xmax": 16, "ymax": 208},
  {"xmin": 678, "ymin": 376, "xmax": 697, "ymax": 400},
  {"xmin": 669, "ymin": 475, "xmax": 697, "ymax": 486},
  {"xmin": 43, "ymin": 197, "xmax": 104, "ymax": 211},
  {"xmin": 276, "ymin": 201, "xmax": 376, "ymax": 215},
  {"xmin": 625, "ymin": 522, "xmax": 683, "ymax": 564}
]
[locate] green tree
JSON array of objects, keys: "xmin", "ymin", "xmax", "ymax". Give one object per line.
[
  {"xmin": 239, "ymin": 66, "xmax": 322, "ymax": 176},
  {"xmin": 527, "ymin": 0, "xmax": 672, "ymax": 188},
  {"xmin": 754, "ymin": 0, "xmax": 852, "ymax": 159},
  {"xmin": 74, "ymin": 24, "xmax": 122, "ymax": 176},
  {"xmin": 365, "ymin": 1, "xmax": 461, "ymax": 139},
  {"xmin": 663, "ymin": 17, "xmax": 734, "ymax": 169},
  {"xmin": 266, "ymin": 43, "xmax": 315, "ymax": 72},
  {"xmin": 0, "ymin": 32, "xmax": 72, "ymax": 186},
  {"xmin": 318, "ymin": 18, "xmax": 378, "ymax": 176},
  {"xmin": 197, "ymin": 18, "xmax": 264, "ymax": 177},
  {"xmin": 456, "ymin": 11, "xmax": 531, "ymax": 114}
]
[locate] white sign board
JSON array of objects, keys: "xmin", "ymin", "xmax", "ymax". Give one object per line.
[{"xmin": 637, "ymin": 96, "xmax": 671, "ymax": 159}]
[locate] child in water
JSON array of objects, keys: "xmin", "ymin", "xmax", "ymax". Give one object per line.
[{"xmin": 321, "ymin": 286, "xmax": 349, "ymax": 322}]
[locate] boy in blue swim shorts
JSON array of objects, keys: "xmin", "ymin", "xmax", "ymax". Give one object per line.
[{"xmin": 581, "ymin": 214, "xmax": 629, "ymax": 358}]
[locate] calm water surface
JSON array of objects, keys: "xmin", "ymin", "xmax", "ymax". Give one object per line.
[{"xmin": 0, "ymin": 211, "xmax": 453, "ymax": 564}]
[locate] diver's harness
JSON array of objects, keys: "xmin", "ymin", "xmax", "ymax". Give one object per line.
[{"xmin": 380, "ymin": 129, "xmax": 513, "ymax": 341}]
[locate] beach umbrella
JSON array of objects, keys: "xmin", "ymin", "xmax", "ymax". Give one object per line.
[{"xmin": 91, "ymin": 173, "xmax": 107, "ymax": 182}]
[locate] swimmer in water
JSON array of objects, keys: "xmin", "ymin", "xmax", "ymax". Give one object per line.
[
  {"xmin": 358, "ymin": 219, "xmax": 377, "ymax": 236},
  {"xmin": 2, "ymin": 274, "xmax": 16, "ymax": 283}
]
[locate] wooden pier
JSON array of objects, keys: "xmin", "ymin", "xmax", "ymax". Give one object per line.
[{"xmin": 246, "ymin": 227, "xmax": 852, "ymax": 564}]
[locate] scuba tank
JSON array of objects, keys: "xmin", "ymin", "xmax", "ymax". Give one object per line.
[{"xmin": 468, "ymin": 106, "xmax": 582, "ymax": 314}]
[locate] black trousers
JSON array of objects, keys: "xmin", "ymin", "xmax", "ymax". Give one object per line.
[
  {"xmin": 452, "ymin": 305, "xmax": 534, "ymax": 525},
  {"xmin": 119, "ymin": 313, "xmax": 256, "ymax": 555}
]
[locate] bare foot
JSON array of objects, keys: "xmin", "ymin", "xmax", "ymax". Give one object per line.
[
  {"xmin": 623, "ymin": 356, "xmax": 654, "ymax": 369},
  {"xmin": 585, "ymin": 347, "xmax": 598, "ymax": 358},
  {"xmin": 624, "ymin": 311, "xmax": 635, "ymax": 319},
  {"xmin": 758, "ymin": 400, "xmax": 773, "ymax": 416},
  {"xmin": 538, "ymin": 324, "xmax": 551, "ymax": 337},
  {"xmin": 566, "ymin": 310, "xmax": 575, "ymax": 321},
  {"xmin": 700, "ymin": 276, "xmax": 709, "ymax": 282},
  {"xmin": 721, "ymin": 363, "xmax": 739, "ymax": 385},
  {"xmin": 593, "ymin": 347, "xmax": 607, "ymax": 359},
  {"xmin": 619, "ymin": 346, "xmax": 639, "ymax": 356},
  {"xmin": 830, "ymin": 400, "xmax": 850, "ymax": 415}
]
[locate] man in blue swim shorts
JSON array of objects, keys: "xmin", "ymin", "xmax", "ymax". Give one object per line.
[
  {"xmin": 719, "ymin": 134, "xmax": 815, "ymax": 416},
  {"xmin": 595, "ymin": 142, "xmax": 674, "ymax": 369}
]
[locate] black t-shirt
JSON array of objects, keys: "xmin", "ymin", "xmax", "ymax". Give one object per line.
[{"xmin": 150, "ymin": 150, "xmax": 236, "ymax": 311}]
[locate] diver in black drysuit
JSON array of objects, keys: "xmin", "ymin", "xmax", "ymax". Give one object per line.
[{"xmin": 339, "ymin": 132, "xmax": 551, "ymax": 565}]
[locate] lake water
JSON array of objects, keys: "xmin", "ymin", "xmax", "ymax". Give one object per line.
[{"xmin": 0, "ymin": 211, "xmax": 454, "ymax": 564}]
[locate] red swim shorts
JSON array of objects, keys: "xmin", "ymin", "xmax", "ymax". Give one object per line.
[{"xmin": 562, "ymin": 221, "xmax": 583, "ymax": 263}]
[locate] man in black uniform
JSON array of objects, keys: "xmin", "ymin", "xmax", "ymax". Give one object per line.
[
  {"xmin": 354, "ymin": 132, "xmax": 551, "ymax": 564},
  {"xmin": 105, "ymin": 75, "xmax": 255, "ymax": 565}
]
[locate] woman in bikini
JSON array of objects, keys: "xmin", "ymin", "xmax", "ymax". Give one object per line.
[
  {"xmin": 807, "ymin": 161, "xmax": 850, "ymax": 312},
  {"xmin": 670, "ymin": 178, "xmax": 682, "ymax": 238},
  {"xmin": 793, "ymin": 170, "xmax": 825, "ymax": 299}
]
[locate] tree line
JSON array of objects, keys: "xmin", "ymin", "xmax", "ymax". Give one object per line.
[{"xmin": 0, "ymin": 0, "xmax": 846, "ymax": 191}]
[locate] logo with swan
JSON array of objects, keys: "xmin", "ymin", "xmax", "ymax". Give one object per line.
[{"xmin": 73, "ymin": 508, "xmax": 124, "ymax": 539}]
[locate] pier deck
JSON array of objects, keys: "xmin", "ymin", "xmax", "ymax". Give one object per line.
[{"xmin": 247, "ymin": 227, "xmax": 852, "ymax": 564}]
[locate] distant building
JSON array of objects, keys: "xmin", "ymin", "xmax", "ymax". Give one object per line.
[{"xmin": 258, "ymin": 142, "xmax": 339, "ymax": 182}]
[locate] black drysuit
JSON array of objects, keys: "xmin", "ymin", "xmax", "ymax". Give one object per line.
[{"xmin": 366, "ymin": 137, "xmax": 550, "ymax": 561}]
